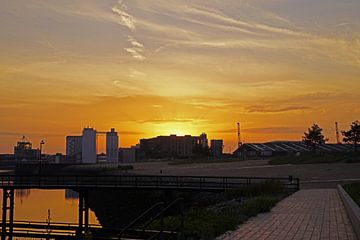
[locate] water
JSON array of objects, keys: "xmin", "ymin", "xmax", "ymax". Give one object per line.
[{"xmin": 0, "ymin": 189, "xmax": 99, "ymax": 224}]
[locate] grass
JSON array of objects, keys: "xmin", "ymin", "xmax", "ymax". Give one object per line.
[
  {"xmin": 149, "ymin": 181, "xmax": 287, "ymax": 239},
  {"xmin": 150, "ymin": 195, "xmax": 279, "ymax": 240},
  {"xmin": 269, "ymin": 151, "xmax": 360, "ymax": 165},
  {"xmin": 343, "ymin": 182, "xmax": 360, "ymax": 207}
]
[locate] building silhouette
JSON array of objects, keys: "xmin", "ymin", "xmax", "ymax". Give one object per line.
[
  {"xmin": 106, "ymin": 128, "xmax": 119, "ymax": 162},
  {"xmin": 140, "ymin": 133, "xmax": 208, "ymax": 159},
  {"xmin": 210, "ymin": 140, "xmax": 223, "ymax": 158},
  {"xmin": 66, "ymin": 127, "xmax": 119, "ymax": 163},
  {"xmin": 13, "ymin": 136, "xmax": 40, "ymax": 160},
  {"xmin": 66, "ymin": 136, "xmax": 82, "ymax": 162},
  {"xmin": 82, "ymin": 128, "xmax": 97, "ymax": 163}
]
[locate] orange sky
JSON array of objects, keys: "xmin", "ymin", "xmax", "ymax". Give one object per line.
[{"xmin": 1, "ymin": 0, "xmax": 360, "ymax": 153}]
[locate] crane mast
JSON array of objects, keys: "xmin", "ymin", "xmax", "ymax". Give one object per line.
[
  {"xmin": 335, "ymin": 122, "xmax": 340, "ymax": 144},
  {"xmin": 237, "ymin": 122, "xmax": 242, "ymax": 148}
]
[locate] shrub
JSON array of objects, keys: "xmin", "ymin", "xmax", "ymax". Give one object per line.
[
  {"xmin": 225, "ymin": 181, "xmax": 284, "ymax": 199},
  {"xmin": 240, "ymin": 196, "xmax": 278, "ymax": 217}
]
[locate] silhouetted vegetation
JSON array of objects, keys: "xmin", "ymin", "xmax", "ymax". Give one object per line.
[
  {"xmin": 303, "ymin": 123, "xmax": 328, "ymax": 152},
  {"xmin": 86, "ymin": 181, "xmax": 288, "ymax": 239},
  {"xmin": 224, "ymin": 181, "xmax": 285, "ymax": 198},
  {"xmin": 342, "ymin": 120, "xmax": 360, "ymax": 150},
  {"xmin": 343, "ymin": 182, "xmax": 360, "ymax": 207},
  {"xmin": 148, "ymin": 181, "xmax": 286, "ymax": 239}
]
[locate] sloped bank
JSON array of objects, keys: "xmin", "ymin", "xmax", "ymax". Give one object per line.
[{"xmin": 338, "ymin": 183, "xmax": 360, "ymax": 239}]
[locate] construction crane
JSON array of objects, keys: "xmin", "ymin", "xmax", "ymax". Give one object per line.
[
  {"xmin": 237, "ymin": 122, "xmax": 242, "ymax": 148},
  {"xmin": 335, "ymin": 122, "xmax": 341, "ymax": 144}
]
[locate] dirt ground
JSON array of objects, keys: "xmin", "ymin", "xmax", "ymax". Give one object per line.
[{"xmin": 130, "ymin": 160, "xmax": 360, "ymax": 189}]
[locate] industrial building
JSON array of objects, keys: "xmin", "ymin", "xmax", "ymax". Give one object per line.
[
  {"xmin": 119, "ymin": 146, "xmax": 139, "ymax": 163},
  {"xmin": 210, "ymin": 140, "xmax": 223, "ymax": 158},
  {"xmin": 13, "ymin": 136, "xmax": 40, "ymax": 160},
  {"xmin": 65, "ymin": 127, "xmax": 119, "ymax": 164},
  {"xmin": 140, "ymin": 133, "xmax": 208, "ymax": 159},
  {"xmin": 106, "ymin": 128, "xmax": 119, "ymax": 162},
  {"xmin": 82, "ymin": 128, "xmax": 97, "ymax": 163},
  {"xmin": 66, "ymin": 136, "xmax": 82, "ymax": 162},
  {"xmin": 233, "ymin": 141, "xmax": 353, "ymax": 158}
]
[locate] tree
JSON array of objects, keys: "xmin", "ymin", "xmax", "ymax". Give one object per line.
[
  {"xmin": 303, "ymin": 123, "xmax": 328, "ymax": 152},
  {"xmin": 342, "ymin": 120, "xmax": 360, "ymax": 150}
]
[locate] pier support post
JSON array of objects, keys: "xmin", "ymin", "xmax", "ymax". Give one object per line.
[
  {"xmin": 1, "ymin": 189, "xmax": 14, "ymax": 240},
  {"xmin": 78, "ymin": 190, "xmax": 89, "ymax": 235}
]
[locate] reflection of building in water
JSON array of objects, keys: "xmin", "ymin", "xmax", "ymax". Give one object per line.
[
  {"xmin": 65, "ymin": 189, "xmax": 79, "ymax": 199},
  {"xmin": 16, "ymin": 189, "xmax": 31, "ymax": 204}
]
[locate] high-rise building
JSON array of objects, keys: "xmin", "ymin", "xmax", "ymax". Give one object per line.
[
  {"xmin": 66, "ymin": 136, "xmax": 82, "ymax": 162},
  {"xmin": 106, "ymin": 128, "xmax": 119, "ymax": 162},
  {"xmin": 82, "ymin": 128, "xmax": 97, "ymax": 163}
]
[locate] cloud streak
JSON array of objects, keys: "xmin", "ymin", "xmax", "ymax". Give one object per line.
[
  {"xmin": 111, "ymin": 0, "xmax": 136, "ymax": 30},
  {"xmin": 124, "ymin": 36, "xmax": 145, "ymax": 60}
]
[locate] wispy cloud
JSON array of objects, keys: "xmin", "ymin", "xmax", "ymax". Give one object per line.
[
  {"xmin": 243, "ymin": 127, "xmax": 303, "ymax": 134},
  {"xmin": 124, "ymin": 36, "xmax": 145, "ymax": 60},
  {"xmin": 245, "ymin": 105, "xmax": 310, "ymax": 113},
  {"xmin": 140, "ymin": 119, "xmax": 196, "ymax": 124},
  {"xmin": 111, "ymin": 0, "xmax": 136, "ymax": 30},
  {"xmin": 211, "ymin": 127, "xmax": 303, "ymax": 135},
  {"xmin": 118, "ymin": 130, "xmax": 144, "ymax": 135}
]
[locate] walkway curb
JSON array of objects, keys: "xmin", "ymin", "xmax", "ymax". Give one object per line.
[{"xmin": 338, "ymin": 184, "xmax": 360, "ymax": 240}]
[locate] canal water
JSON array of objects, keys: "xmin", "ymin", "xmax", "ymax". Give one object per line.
[{"xmin": 0, "ymin": 189, "xmax": 99, "ymax": 224}]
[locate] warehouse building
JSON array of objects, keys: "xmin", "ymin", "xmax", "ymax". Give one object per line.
[{"xmin": 233, "ymin": 141, "xmax": 352, "ymax": 158}]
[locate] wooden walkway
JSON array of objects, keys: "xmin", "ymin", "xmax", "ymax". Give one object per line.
[{"xmin": 219, "ymin": 189, "xmax": 356, "ymax": 240}]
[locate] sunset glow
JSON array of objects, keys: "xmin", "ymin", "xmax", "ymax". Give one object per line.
[{"xmin": 1, "ymin": 0, "xmax": 360, "ymax": 153}]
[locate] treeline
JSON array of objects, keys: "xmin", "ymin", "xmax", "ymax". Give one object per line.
[{"xmin": 303, "ymin": 120, "xmax": 360, "ymax": 151}]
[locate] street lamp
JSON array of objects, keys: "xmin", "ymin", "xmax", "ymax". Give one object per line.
[
  {"xmin": 39, "ymin": 140, "xmax": 45, "ymax": 160},
  {"xmin": 39, "ymin": 140, "xmax": 45, "ymax": 176}
]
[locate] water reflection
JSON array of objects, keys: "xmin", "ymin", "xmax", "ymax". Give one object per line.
[
  {"xmin": 65, "ymin": 189, "xmax": 79, "ymax": 199},
  {"xmin": 16, "ymin": 189, "xmax": 31, "ymax": 204},
  {"xmin": 0, "ymin": 189, "xmax": 99, "ymax": 224}
]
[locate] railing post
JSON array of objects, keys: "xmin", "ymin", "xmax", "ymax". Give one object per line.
[
  {"xmin": 84, "ymin": 191, "xmax": 89, "ymax": 232},
  {"xmin": 1, "ymin": 188, "xmax": 14, "ymax": 240},
  {"xmin": 8, "ymin": 189, "xmax": 14, "ymax": 240},
  {"xmin": 2, "ymin": 189, "xmax": 7, "ymax": 240}
]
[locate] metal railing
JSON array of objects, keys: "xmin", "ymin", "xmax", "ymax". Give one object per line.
[{"xmin": 0, "ymin": 174, "xmax": 300, "ymax": 192}]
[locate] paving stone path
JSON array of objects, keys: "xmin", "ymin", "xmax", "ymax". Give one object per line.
[{"xmin": 219, "ymin": 189, "xmax": 357, "ymax": 240}]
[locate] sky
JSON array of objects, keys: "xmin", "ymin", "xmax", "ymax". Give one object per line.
[{"xmin": 0, "ymin": 0, "xmax": 360, "ymax": 153}]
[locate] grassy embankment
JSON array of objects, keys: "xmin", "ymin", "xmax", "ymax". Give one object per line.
[
  {"xmin": 149, "ymin": 181, "xmax": 288, "ymax": 239},
  {"xmin": 343, "ymin": 182, "xmax": 360, "ymax": 207},
  {"xmin": 269, "ymin": 151, "xmax": 360, "ymax": 165}
]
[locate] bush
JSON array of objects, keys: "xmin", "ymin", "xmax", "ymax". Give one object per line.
[
  {"xmin": 240, "ymin": 196, "xmax": 278, "ymax": 217},
  {"xmin": 225, "ymin": 181, "xmax": 285, "ymax": 199},
  {"xmin": 150, "ymin": 195, "xmax": 280, "ymax": 240}
]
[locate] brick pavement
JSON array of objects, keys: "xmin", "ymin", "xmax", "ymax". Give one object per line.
[{"xmin": 219, "ymin": 189, "xmax": 357, "ymax": 240}]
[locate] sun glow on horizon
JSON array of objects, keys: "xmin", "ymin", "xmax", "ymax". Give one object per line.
[{"xmin": 0, "ymin": 0, "xmax": 360, "ymax": 153}]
